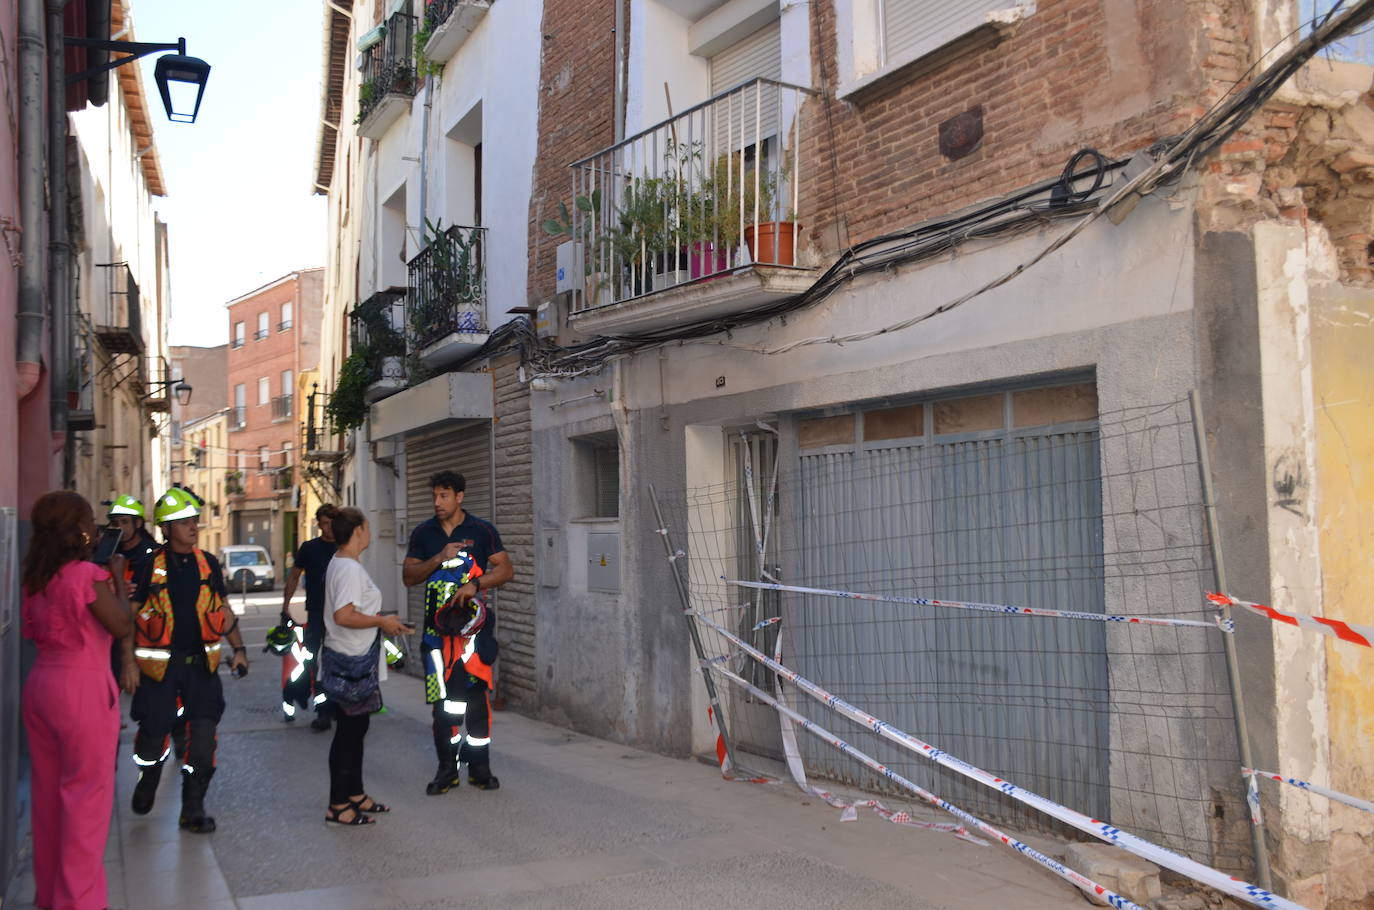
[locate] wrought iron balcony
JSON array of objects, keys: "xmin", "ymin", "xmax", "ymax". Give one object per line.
[
  {"xmin": 229, "ymin": 406, "xmax": 247, "ymax": 431},
  {"xmin": 254, "ymin": 328, "xmax": 269, "ymax": 341},
  {"xmin": 563, "ymin": 77, "xmax": 818, "ymax": 335},
  {"xmin": 303, "ymin": 384, "xmax": 344, "ymax": 463},
  {"xmin": 407, "ymin": 224, "xmax": 487, "ymax": 369},
  {"xmin": 94, "ymin": 264, "xmax": 143, "ymax": 355},
  {"xmin": 278, "ymin": 320, "xmax": 292, "ymax": 332},
  {"xmin": 422, "ymin": 0, "xmax": 491, "ymax": 62},
  {"xmin": 352, "ymin": 291, "xmax": 408, "ymax": 402},
  {"xmin": 271, "ymin": 394, "xmax": 293, "ymax": 421},
  {"xmin": 270, "ymin": 464, "xmax": 296, "ymax": 492},
  {"xmin": 357, "ymin": 12, "xmax": 417, "ymax": 139},
  {"xmin": 231, "ymin": 337, "xmax": 245, "ymax": 349}
]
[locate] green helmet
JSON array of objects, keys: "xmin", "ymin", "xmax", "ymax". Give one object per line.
[
  {"xmin": 265, "ymin": 623, "xmax": 296, "ymax": 655},
  {"xmin": 154, "ymin": 486, "xmax": 202, "ymax": 523},
  {"xmin": 107, "ymin": 495, "xmax": 145, "ymax": 519}
]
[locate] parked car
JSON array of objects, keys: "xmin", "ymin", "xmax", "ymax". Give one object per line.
[{"xmin": 221, "ymin": 545, "xmax": 275, "ymax": 592}]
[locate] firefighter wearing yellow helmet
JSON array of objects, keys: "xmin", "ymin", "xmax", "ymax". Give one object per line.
[{"xmin": 127, "ymin": 486, "xmax": 249, "ymax": 834}]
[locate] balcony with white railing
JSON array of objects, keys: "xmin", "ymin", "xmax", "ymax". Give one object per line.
[{"xmin": 556, "ymin": 77, "xmax": 819, "ymax": 336}]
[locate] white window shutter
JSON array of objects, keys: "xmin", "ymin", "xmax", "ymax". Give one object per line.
[
  {"xmin": 710, "ymin": 20, "xmax": 782, "ymax": 153},
  {"xmin": 882, "ymin": 0, "xmax": 1011, "ymax": 68}
]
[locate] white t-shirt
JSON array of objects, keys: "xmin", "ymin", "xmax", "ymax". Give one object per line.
[{"xmin": 324, "ymin": 556, "xmax": 383, "ymax": 657}]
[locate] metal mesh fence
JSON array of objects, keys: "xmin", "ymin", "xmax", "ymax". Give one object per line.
[{"xmin": 654, "ymin": 397, "xmax": 1251, "ymax": 872}]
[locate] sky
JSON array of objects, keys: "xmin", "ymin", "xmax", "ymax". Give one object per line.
[{"xmin": 131, "ymin": 0, "xmax": 327, "ymax": 347}]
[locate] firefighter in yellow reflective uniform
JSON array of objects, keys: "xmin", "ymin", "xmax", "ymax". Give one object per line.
[{"xmin": 128, "ymin": 487, "xmax": 249, "ymax": 833}]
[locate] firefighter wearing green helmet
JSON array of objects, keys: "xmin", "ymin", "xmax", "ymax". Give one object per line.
[
  {"xmin": 107, "ymin": 495, "xmax": 159, "ymax": 694},
  {"xmin": 127, "ymin": 486, "xmax": 249, "ymax": 834}
]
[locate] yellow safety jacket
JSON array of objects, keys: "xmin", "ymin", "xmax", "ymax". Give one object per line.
[{"xmin": 134, "ymin": 548, "xmax": 230, "ymax": 681}]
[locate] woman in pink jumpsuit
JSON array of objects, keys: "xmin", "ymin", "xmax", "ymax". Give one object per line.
[{"xmin": 21, "ymin": 491, "xmax": 132, "ymax": 910}]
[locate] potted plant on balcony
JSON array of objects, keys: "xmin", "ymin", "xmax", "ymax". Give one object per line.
[
  {"xmin": 543, "ymin": 189, "xmax": 615, "ymax": 308},
  {"xmin": 326, "ymin": 350, "xmax": 373, "ymax": 433},
  {"xmin": 608, "ymin": 175, "xmax": 673, "ymax": 298},
  {"xmin": 411, "ymin": 219, "xmax": 482, "ymax": 351}
]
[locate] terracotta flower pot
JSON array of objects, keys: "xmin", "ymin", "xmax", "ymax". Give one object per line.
[{"xmin": 744, "ymin": 222, "xmax": 797, "ymax": 266}]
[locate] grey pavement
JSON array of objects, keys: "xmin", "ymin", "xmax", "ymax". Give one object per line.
[{"xmin": 13, "ymin": 595, "xmax": 1087, "ymax": 909}]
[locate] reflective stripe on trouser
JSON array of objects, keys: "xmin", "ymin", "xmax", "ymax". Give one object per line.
[
  {"xmin": 131, "ymin": 659, "xmax": 224, "ymax": 786},
  {"xmin": 431, "ymin": 677, "xmax": 492, "ymax": 770}
]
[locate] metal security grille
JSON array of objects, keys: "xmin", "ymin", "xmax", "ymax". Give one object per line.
[
  {"xmin": 793, "ymin": 416, "xmax": 1109, "ymax": 825},
  {"xmin": 404, "ymin": 424, "xmax": 492, "ymax": 632}
]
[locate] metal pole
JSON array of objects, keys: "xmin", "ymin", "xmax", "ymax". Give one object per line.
[
  {"xmin": 648, "ymin": 483, "xmax": 741, "ymax": 773},
  {"xmin": 1188, "ymin": 389, "xmax": 1273, "ymax": 890}
]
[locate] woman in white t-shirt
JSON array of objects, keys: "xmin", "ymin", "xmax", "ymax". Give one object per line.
[{"xmin": 321, "ymin": 507, "xmax": 413, "ymax": 826}]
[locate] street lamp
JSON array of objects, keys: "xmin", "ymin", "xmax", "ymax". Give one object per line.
[
  {"xmin": 143, "ymin": 378, "xmax": 193, "ymax": 407},
  {"xmin": 65, "ymin": 36, "xmax": 211, "ymax": 124}
]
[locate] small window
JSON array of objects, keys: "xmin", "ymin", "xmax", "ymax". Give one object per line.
[
  {"xmin": 573, "ymin": 433, "xmax": 620, "ymax": 518},
  {"xmin": 259, "ymin": 446, "xmax": 269, "ymax": 469},
  {"xmin": 1012, "ymin": 384, "xmax": 1098, "ymax": 429},
  {"xmin": 233, "ymin": 383, "xmax": 246, "ymax": 408},
  {"xmin": 256, "ymin": 312, "xmax": 269, "ymax": 340},
  {"xmin": 279, "ymin": 302, "xmax": 293, "ymax": 331},
  {"xmin": 281, "ymin": 369, "xmax": 293, "ymax": 395},
  {"xmin": 864, "ymin": 403, "xmax": 924, "ymax": 441},
  {"xmin": 798, "ymin": 414, "xmax": 855, "ymax": 449},
  {"xmin": 257, "ymin": 377, "xmax": 269, "ymax": 405},
  {"xmin": 233, "ymin": 322, "xmax": 245, "ymax": 348},
  {"xmin": 933, "ymin": 394, "xmax": 1003, "ymax": 435}
]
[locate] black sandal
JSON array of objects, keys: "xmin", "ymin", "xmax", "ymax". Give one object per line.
[
  {"xmin": 325, "ymin": 802, "xmax": 375, "ymax": 826},
  {"xmin": 354, "ymin": 796, "xmax": 391, "ymax": 813}
]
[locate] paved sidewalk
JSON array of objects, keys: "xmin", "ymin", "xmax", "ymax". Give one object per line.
[{"xmin": 12, "ymin": 601, "xmax": 1086, "ymax": 909}]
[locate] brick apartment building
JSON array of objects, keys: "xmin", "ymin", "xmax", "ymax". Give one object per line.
[
  {"xmin": 313, "ymin": 1, "xmax": 1374, "ymax": 904},
  {"xmin": 225, "ymin": 268, "xmax": 323, "ymax": 574}
]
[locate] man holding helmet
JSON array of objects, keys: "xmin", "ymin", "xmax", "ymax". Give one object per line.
[{"xmin": 128, "ymin": 486, "xmax": 249, "ymax": 833}]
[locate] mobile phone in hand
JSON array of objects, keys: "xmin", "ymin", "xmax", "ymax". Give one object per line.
[{"xmin": 90, "ymin": 526, "xmax": 123, "ymax": 565}]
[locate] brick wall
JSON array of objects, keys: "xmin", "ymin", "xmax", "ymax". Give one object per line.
[
  {"xmin": 492, "ymin": 352, "xmax": 536, "ymax": 706},
  {"xmin": 526, "ymin": 0, "xmax": 620, "ymax": 305},
  {"xmin": 799, "ymin": 0, "xmax": 1214, "ymax": 257}
]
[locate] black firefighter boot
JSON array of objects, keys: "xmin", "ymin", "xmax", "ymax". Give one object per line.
[
  {"xmin": 426, "ymin": 734, "xmax": 460, "ymax": 796},
  {"xmin": 460, "ymin": 740, "xmax": 500, "ymax": 791},
  {"xmin": 179, "ymin": 767, "xmax": 217, "ymax": 834},
  {"xmin": 131, "ymin": 759, "xmax": 164, "ymax": 815}
]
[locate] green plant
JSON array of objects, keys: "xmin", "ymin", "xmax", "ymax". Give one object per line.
[
  {"xmin": 326, "ymin": 351, "xmax": 373, "ymax": 433},
  {"xmin": 224, "ymin": 471, "xmax": 245, "ymax": 496},
  {"xmin": 413, "ymin": 26, "xmax": 442, "ymax": 78},
  {"xmin": 411, "ymin": 219, "xmax": 482, "ymax": 346},
  {"xmin": 544, "ymin": 189, "xmax": 615, "ymax": 283}
]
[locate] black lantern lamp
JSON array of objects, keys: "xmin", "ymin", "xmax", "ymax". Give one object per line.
[
  {"xmin": 66, "ymin": 36, "xmax": 211, "ymax": 124},
  {"xmin": 154, "ymin": 52, "xmax": 211, "ymax": 123}
]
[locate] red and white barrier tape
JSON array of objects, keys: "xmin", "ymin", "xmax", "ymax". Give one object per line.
[
  {"xmin": 729, "ymin": 579, "xmax": 1223, "ymax": 630},
  {"xmin": 708, "ymin": 662, "xmax": 1146, "ymax": 910},
  {"xmin": 1244, "ymin": 769, "xmax": 1374, "ymax": 815},
  {"xmin": 694, "ymin": 610, "xmax": 1305, "ymax": 910},
  {"xmin": 1208, "ymin": 593, "xmax": 1373, "ymax": 649}
]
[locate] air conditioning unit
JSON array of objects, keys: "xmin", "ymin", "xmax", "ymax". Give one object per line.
[{"xmin": 555, "ymin": 241, "xmax": 583, "ymax": 294}]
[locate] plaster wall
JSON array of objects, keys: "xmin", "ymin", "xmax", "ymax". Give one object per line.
[{"xmin": 626, "ymin": 0, "xmax": 710, "ymax": 136}]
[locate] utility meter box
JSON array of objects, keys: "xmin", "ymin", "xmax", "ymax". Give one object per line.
[
  {"xmin": 587, "ymin": 532, "xmax": 620, "ymax": 594},
  {"xmin": 555, "ymin": 241, "xmax": 584, "ymax": 294}
]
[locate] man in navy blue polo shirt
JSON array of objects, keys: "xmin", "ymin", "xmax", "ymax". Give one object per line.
[{"xmin": 404, "ymin": 470, "xmax": 514, "ymax": 796}]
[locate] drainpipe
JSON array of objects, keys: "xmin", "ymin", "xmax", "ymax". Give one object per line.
[
  {"xmin": 48, "ymin": 0, "xmax": 71, "ymax": 461},
  {"xmin": 16, "ymin": 0, "xmax": 47, "ymax": 400},
  {"xmin": 418, "ymin": 73, "xmax": 433, "ymax": 237}
]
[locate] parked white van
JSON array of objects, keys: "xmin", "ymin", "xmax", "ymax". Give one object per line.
[{"xmin": 221, "ymin": 545, "xmax": 275, "ymax": 592}]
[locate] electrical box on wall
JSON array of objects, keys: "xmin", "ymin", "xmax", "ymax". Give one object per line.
[
  {"xmin": 538, "ymin": 526, "xmax": 563, "ymax": 588},
  {"xmin": 535, "ymin": 299, "xmax": 557, "ymax": 338},
  {"xmin": 555, "ymin": 241, "xmax": 584, "ymax": 294},
  {"xmin": 586, "ymin": 532, "xmax": 619, "ymax": 594}
]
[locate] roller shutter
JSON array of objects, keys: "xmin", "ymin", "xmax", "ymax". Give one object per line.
[
  {"xmin": 881, "ymin": 0, "xmax": 1010, "ymax": 68},
  {"xmin": 710, "ymin": 19, "xmax": 781, "ymax": 152},
  {"xmin": 404, "ymin": 424, "xmax": 492, "ymax": 634}
]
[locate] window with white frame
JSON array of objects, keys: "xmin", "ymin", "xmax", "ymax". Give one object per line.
[
  {"xmin": 281, "ymin": 369, "xmax": 293, "ymax": 396},
  {"xmin": 842, "ymin": 0, "xmax": 1030, "ymax": 95},
  {"xmin": 258, "ymin": 377, "xmax": 269, "ymax": 405},
  {"xmin": 280, "ymin": 302, "xmax": 293, "ymax": 331},
  {"xmin": 259, "ymin": 446, "xmax": 270, "ymax": 469},
  {"xmin": 233, "ymin": 321, "xmax": 245, "ymax": 348},
  {"xmin": 256, "ymin": 311, "xmax": 269, "ymax": 339}
]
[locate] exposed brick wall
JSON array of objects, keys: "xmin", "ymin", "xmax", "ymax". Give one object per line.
[
  {"xmin": 526, "ymin": 0, "xmax": 620, "ymax": 305},
  {"xmin": 799, "ymin": 0, "xmax": 1215, "ymax": 258},
  {"xmin": 492, "ymin": 352, "xmax": 536, "ymax": 706}
]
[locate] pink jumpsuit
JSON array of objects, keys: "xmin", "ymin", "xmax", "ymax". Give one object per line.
[{"xmin": 21, "ymin": 560, "xmax": 120, "ymax": 910}]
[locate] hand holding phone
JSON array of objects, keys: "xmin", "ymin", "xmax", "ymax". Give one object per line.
[{"xmin": 90, "ymin": 526, "xmax": 123, "ymax": 565}]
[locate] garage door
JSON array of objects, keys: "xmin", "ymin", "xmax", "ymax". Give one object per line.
[
  {"xmin": 404, "ymin": 424, "xmax": 492, "ymax": 631},
  {"xmin": 789, "ymin": 383, "xmax": 1108, "ymax": 827}
]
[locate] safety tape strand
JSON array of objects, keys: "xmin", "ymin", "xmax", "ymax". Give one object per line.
[
  {"xmin": 694, "ymin": 610, "xmax": 1304, "ymax": 910},
  {"xmin": 1209, "ymin": 593, "xmax": 1373, "ymax": 649},
  {"xmin": 728, "ymin": 579, "xmax": 1221, "ymax": 630},
  {"xmin": 1244, "ymin": 769, "xmax": 1374, "ymax": 815}
]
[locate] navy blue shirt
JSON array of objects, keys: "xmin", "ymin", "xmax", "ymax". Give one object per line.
[
  {"xmin": 293, "ymin": 536, "xmax": 337, "ymax": 621},
  {"xmin": 406, "ymin": 513, "xmax": 505, "ymax": 575}
]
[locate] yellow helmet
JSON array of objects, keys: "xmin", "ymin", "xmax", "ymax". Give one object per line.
[{"xmin": 154, "ymin": 486, "xmax": 203, "ymax": 523}]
